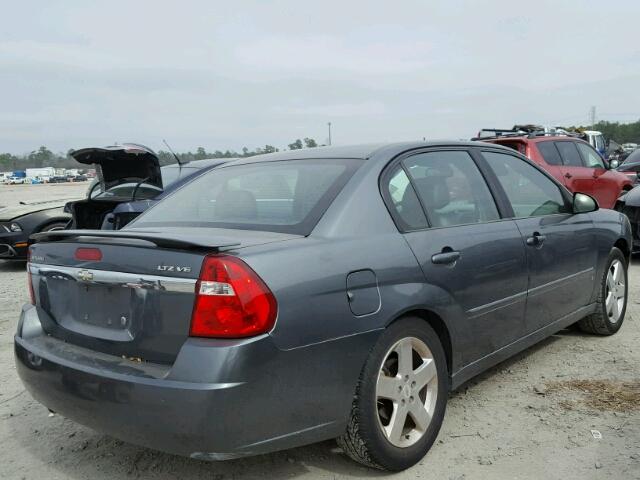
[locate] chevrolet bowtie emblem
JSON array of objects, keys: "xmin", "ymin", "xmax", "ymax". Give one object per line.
[{"xmin": 77, "ymin": 269, "xmax": 94, "ymax": 282}]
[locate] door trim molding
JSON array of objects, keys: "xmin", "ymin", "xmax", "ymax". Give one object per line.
[
  {"xmin": 528, "ymin": 267, "xmax": 594, "ymax": 298},
  {"xmin": 451, "ymin": 302, "xmax": 597, "ymax": 390}
]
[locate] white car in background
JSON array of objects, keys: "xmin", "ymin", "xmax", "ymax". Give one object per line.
[
  {"xmin": 5, "ymin": 176, "xmax": 26, "ymax": 185},
  {"xmin": 581, "ymin": 130, "xmax": 607, "ymax": 157}
]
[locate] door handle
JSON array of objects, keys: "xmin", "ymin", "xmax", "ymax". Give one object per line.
[
  {"xmin": 526, "ymin": 232, "xmax": 546, "ymax": 247},
  {"xmin": 564, "ymin": 172, "xmax": 573, "ymax": 179},
  {"xmin": 431, "ymin": 249, "xmax": 461, "ymax": 265}
]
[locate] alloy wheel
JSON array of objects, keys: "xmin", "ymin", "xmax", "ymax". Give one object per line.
[
  {"xmin": 375, "ymin": 337, "xmax": 438, "ymax": 448},
  {"xmin": 605, "ymin": 259, "xmax": 626, "ymax": 323}
]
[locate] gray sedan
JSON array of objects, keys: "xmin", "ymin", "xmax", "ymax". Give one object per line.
[{"xmin": 15, "ymin": 142, "xmax": 631, "ymax": 471}]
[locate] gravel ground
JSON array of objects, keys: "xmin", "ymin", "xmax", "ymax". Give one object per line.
[{"xmin": 0, "ymin": 184, "xmax": 639, "ymax": 480}]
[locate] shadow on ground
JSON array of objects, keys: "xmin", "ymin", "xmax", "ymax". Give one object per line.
[
  {"xmin": 6, "ymin": 329, "xmax": 585, "ymax": 479},
  {"xmin": 0, "ymin": 260, "xmax": 26, "ymax": 272}
]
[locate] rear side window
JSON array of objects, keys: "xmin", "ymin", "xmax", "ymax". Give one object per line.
[
  {"xmin": 555, "ymin": 141, "xmax": 583, "ymax": 167},
  {"xmin": 385, "ymin": 166, "xmax": 428, "ymax": 230},
  {"xmin": 133, "ymin": 159, "xmax": 361, "ymax": 235},
  {"xmin": 403, "ymin": 151, "xmax": 500, "ymax": 228},
  {"xmin": 483, "ymin": 151, "xmax": 569, "ymax": 217},
  {"xmin": 576, "ymin": 143, "xmax": 605, "ymax": 169},
  {"xmin": 536, "ymin": 142, "xmax": 562, "ymax": 165}
]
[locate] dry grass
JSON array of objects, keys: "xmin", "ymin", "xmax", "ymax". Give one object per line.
[{"xmin": 545, "ymin": 379, "xmax": 640, "ymax": 412}]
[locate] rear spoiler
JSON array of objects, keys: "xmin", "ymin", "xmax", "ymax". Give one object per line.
[{"xmin": 30, "ymin": 229, "xmax": 240, "ymax": 250}]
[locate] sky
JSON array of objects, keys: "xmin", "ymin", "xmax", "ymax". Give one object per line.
[{"xmin": 1, "ymin": 0, "xmax": 640, "ymax": 154}]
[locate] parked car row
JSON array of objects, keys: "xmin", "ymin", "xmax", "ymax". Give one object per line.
[
  {"xmin": 13, "ymin": 140, "xmax": 631, "ymax": 471},
  {"xmin": 1, "ymin": 175, "xmax": 88, "ymax": 185}
]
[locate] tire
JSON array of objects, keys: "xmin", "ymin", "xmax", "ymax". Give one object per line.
[
  {"xmin": 337, "ymin": 317, "xmax": 448, "ymax": 471},
  {"xmin": 39, "ymin": 221, "xmax": 68, "ymax": 232},
  {"xmin": 578, "ymin": 247, "xmax": 628, "ymax": 335}
]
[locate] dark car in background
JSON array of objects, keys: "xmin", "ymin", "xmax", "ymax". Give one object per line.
[
  {"xmin": 614, "ymin": 148, "xmax": 640, "ymax": 185},
  {"xmin": 16, "ymin": 142, "xmax": 630, "ymax": 471},
  {"xmin": 0, "ymin": 200, "xmax": 71, "ymax": 260},
  {"xmin": 613, "ymin": 150, "xmax": 640, "ymax": 251},
  {"xmin": 66, "ymin": 144, "xmax": 231, "ymax": 230}
]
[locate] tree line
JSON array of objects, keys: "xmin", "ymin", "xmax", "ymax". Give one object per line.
[
  {"xmin": 4, "ymin": 119, "xmax": 640, "ymax": 172},
  {"xmin": 0, "ymin": 137, "xmax": 321, "ymax": 171},
  {"xmin": 587, "ymin": 120, "xmax": 640, "ymax": 145}
]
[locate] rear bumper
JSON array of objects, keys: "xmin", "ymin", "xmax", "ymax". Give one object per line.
[{"xmin": 14, "ymin": 304, "xmax": 378, "ymax": 459}]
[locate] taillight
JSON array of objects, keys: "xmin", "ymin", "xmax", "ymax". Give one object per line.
[
  {"xmin": 190, "ymin": 255, "xmax": 277, "ymax": 338},
  {"xmin": 75, "ymin": 247, "xmax": 102, "ymax": 261},
  {"xmin": 27, "ymin": 248, "xmax": 35, "ymax": 305}
]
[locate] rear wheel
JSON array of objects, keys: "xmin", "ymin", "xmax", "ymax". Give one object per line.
[
  {"xmin": 337, "ymin": 317, "xmax": 448, "ymax": 471},
  {"xmin": 578, "ymin": 247, "xmax": 627, "ymax": 335}
]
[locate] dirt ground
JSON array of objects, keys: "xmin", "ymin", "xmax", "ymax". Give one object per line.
[{"xmin": 0, "ymin": 184, "xmax": 639, "ymax": 480}]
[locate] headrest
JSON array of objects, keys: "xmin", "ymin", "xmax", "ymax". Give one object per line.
[
  {"xmin": 413, "ymin": 177, "xmax": 450, "ymax": 210},
  {"xmin": 215, "ymin": 189, "xmax": 257, "ymax": 220}
]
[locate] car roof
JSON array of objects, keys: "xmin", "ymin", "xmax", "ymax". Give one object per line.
[
  {"xmin": 161, "ymin": 158, "xmax": 233, "ymax": 170},
  {"xmin": 486, "ymin": 135, "xmax": 588, "ymax": 144},
  {"xmin": 224, "ymin": 141, "xmax": 512, "ymax": 165}
]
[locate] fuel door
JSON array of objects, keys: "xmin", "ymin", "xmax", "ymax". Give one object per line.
[{"xmin": 346, "ymin": 269, "xmax": 380, "ymax": 316}]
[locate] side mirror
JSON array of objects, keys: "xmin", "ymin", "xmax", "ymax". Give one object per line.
[
  {"xmin": 610, "ymin": 159, "xmax": 620, "ymax": 169},
  {"xmin": 573, "ymin": 192, "xmax": 598, "ymax": 214}
]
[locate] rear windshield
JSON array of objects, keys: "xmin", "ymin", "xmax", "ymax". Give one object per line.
[{"xmin": 131, "ymin": 159, "xmax": 362, "ymax": 235}]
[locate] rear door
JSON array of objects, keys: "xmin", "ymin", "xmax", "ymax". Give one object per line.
[
  {"xmin": 382, "ymin": 148, "xmax": 529, "ymax": 363},
  {"xmin": 480, "ymin": 150, "xmax": 596, "ymax": 333},
  {"xmin": 533, "ymin": 140, "xmax": 567, "ymax": 187}
]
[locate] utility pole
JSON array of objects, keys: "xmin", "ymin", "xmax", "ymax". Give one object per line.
[
  {"xmin": 327, "ymin": 122, "xmax": 332, "ymax": 146},
  {"xmin": 589, "ymin": 106, "xmax": 596, "ymax": 129}
]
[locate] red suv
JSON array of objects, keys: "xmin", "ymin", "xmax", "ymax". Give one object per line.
[{"xmin": 478, "ymin": 132, "xmax": 632, "ymax": 209}]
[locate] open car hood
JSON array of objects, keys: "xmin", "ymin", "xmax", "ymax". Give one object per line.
[{"xmin": 70, "ymin": 144, "xmax": 162, "ymax": 192}]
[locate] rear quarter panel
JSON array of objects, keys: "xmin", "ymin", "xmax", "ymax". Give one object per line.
[{"xmin": 236, "ymin": 147, "xmax": 470, "ymax": 374}]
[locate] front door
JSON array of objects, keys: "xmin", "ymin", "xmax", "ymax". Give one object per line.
[
  {"xmin": 555, "ymin": 140, "xmax": 610, "ymax": 207},
  {"xmin": 480, "ymin": 150, "xmax": 596, "ymax": 333},
  {"xmin": 575, "ymin": 141, "xmax": 623, "ymax": 209}
]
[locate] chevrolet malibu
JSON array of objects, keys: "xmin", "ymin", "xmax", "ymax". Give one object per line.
[{"xmin": 15, "ymin": 142, "xmax": 631, "ymax": 471}]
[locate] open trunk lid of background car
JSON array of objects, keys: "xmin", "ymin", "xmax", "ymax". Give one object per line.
[{"xmin": 70, "ymin": 144, "xmax": 162, "ymax": 192}]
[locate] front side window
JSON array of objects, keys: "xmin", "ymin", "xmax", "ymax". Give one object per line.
[
  {"xmin": 403, "ymin": 151, "xmax": 500, "ymax": 228},
  {"xmin": 482, "ymin": 151, "xmax": 569, "ymax": 217},
  {"xmin": 133, "ymin": 159, "xmax": 361, "ymax": 235},
  {"xmin": 576, "ymin": 142, "xmax": 605, "ymax": 169},
  {"xmin": 555, "ymin": 141, "xmax": 583, "ymax": 167}
]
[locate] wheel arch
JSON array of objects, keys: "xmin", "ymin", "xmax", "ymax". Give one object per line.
[
  {"xmin": 36, "ymin": 217, "xmax": 70, "ymax": 231},
  {"xmin": 387, "ymin": 308, "xmax": 453, "ymax": 378},
  {"xmin": 614, "ymin": 237, "xmax": 630, "ymax": 264}
]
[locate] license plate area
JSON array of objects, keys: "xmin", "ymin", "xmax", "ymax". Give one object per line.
[{"xmin": 45, "ymin": 279, "xmax": 139, "ymax": 342}]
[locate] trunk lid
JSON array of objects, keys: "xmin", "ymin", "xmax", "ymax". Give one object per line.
[
  {"xmin": 70, "ymin": 144, "xmax": 162, "ymax": 192},
  {"xmin": 28, "ymin": 228, "xmax": 298, "ymax": 364}
]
